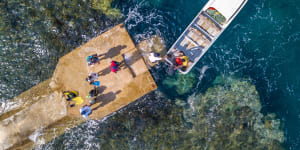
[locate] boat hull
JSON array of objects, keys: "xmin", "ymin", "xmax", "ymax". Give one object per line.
[{"xmin": 166, "ymin": 0, "xmax": 248, "ymax": 74}]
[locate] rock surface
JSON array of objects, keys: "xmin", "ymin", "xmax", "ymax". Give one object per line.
[
  {"xmin": 0, "ymin": 92, "xmax": 66, "ymax": 150},
  {"xmin": 183, "ymin": 76, "xmax": 284, "ymax": 149}
]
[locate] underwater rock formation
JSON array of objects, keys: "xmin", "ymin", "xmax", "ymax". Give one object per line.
[
  {"xmin": 183, "ymin": 76, "xmax": 284, "ymax": 149},
  {"xmin": 137, "ymin": 35, "xmax": 166, "ymax": 67},
  {"xmin": 90, "ymin": 0, "xmax": 122, "ymax": 18},
  {"xmin": 137, "ymin": 35, "xmax": 166, "ymax": 56},
  {"xmin": 162, "ymin": 71, "xmax": 196, "ymax": 95}
]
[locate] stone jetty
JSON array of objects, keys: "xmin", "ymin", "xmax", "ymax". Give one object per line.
[{"xmin": 0, "ymin": 24, "xmax": 158, "ymax": 150}]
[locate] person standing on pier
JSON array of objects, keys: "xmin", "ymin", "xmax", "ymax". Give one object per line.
[
  {"xmin": 63, "ymin": 91, "xmax": 78, "ymax": 101},
  {"xmin": 111, "ymin": 60, "xmax": 120, "ymax": 73},
  {"xmin": 86, "ymin": 54, "xmax": 103, "ymax": 66},
  {"xmin": 86, "ymin": 72, "xmax": 99, "ymax": 84},
  {"xmin": 148, "ymin": 52, "xmax": 162, "ymax": 63},
  {"xmin": 80, "ymin": 105, "xmax": 92, "ymax": 118},
  {"xmin": 88, "ymin": 88, "xmax": 100, "ymax": 98}
]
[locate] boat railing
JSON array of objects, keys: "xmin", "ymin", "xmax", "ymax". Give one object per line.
[
  {"xmin": 201, "ymin": 11, "xmax": 223, "ymax": 29},
  {"xmin": 192, "ymin": 24, "xmax": 212, "ymax": 41},
  {"xmin": 175, "ymin": 42, "xmax": 203, "ymax": 62},
  {"xmin": 227, "ymin": 0, "xmax": 248, "ymax": 21}
]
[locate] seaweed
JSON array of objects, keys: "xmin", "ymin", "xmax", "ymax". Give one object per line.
[{"xmin": 90, "ymin": 0, "xmax": 122, "ymax": 18}]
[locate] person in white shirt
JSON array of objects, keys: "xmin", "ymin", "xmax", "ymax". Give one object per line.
[
  {"xmin": 148, "ymin": 52, "xmax": 162, "ymax": 63},
  {"xmin": 86, "ymin": 72, "xmax": 98, "ymax": 84}
]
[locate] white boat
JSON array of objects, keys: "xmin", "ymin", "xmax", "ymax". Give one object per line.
[{"xmin": 165, "ymin": 0, "xmax": 248, "ymax": 74}]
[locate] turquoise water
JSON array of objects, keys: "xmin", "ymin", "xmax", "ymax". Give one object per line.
[
  {"xmin": 1, "ymin": 0, "xmax": 300, "ymax": 149},
  {"xmin": 123, "ymin": 0, "xmax": 300, "ymax": 148}
]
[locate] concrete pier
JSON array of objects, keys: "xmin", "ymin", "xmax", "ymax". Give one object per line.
[{"xmin": 0, "ymin": 24, "xmax": 157, "ymax": 150}]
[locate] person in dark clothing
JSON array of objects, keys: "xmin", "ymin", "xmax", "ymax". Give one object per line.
[
  {"xmin": 88, "ymin": 88, "xmax": 99, "ymax": 98},
  {"xmin": 87, "ymin": 54, "xmax": 102, "ymax": 66},
  {"xmin": 63, "ymin": 91, "xmax": 78, "ymax": 101}
]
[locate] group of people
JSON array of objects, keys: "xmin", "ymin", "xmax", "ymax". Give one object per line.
[
  {"xmin": 62, "ymin": 53, "xmax": 123, "ymax": 118},
  {"xmin": 86, "ymin": 53, "xmax": 120, "ymax": 73},
  {"xmin": 63, "ymin": 50, "xmax": 188, "ymax": 118},
  {"xmin": 173, "ymin": 51, "xmax": 189, "ymax": 70},
  {"xmin": 63, "ymin": 91, "xmax": 84, "ymax": 107},
  {"xmin": 62, "ymin": 89, "xmax": 95, "ymax": 118},
  {"xmin": 165, "ymin": 51, "xmax": 190, "ymax": 75},
  {"xmin": 80, "ymin": 72, "xmax": 101, "ymax": 118},
  {"xmin": 86, "ymin": 54, "xmax": 102, "ymax": 66},
  {"xmin": 148, "ymin": 51, "xmax": 190, "ymax": 75}
]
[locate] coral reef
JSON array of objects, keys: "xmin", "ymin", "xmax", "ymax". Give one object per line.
[
  {"xmin": 90, "ymin": 0, "xmax": 122, "ymax": 18},
  {"xmin": 183, "ymin": 76, "xmax": 284, "ymax": 149},
  {"xmin": 162, "ymin": 71, "xmax": 197, "ymax": 95}
]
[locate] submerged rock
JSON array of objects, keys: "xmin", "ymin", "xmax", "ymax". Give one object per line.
[
  {"xmin": 162, "ymin": 71, "xmax": 197, "ymax": 95},
  {"xmin": 184, "ymin": 76, "xmax": 284, "ymax": 149},
  {"xmin": 90, "ymin": 0, "xmax": 122, "ymax": 18},
  {"xmin": 137, "ymin": 35, "xmax": 166, "ymax": 56},
  {"xmin": 136, "ymin": 35, "xmax": 166, "ymax": 67}
]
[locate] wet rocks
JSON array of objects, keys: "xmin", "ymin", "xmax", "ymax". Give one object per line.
[
  {"xmin": 183, "ymin": 76, "xmax": 284, "ymax": 149},
  {"xmin": 163, "ymin": 71, "xmax": 196, "ymax": 95},
  {"xmin": 90, "ymin": 0, "xmax": 122, "ymax": 18}
]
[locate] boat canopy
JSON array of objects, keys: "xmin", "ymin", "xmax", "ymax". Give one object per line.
[{"xmin": 210, "ymin": 0, "xmax": 245, "ymax": 21}]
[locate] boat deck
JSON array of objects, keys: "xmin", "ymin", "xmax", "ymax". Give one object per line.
[
  {"xmin": 167, "ymin": 0, "xmax": 248, "ymax": 74},
  {"xmin": 167, "ymin": 12, "xmax": 222, "ymax": 68}
]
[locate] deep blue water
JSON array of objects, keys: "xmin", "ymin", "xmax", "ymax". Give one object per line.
[
  {"xmin": 118, "ymin": 0, "xmax": 300, "ymax": 147},
  {"xmin": 1, "ymin": 0, "xmax": 300, "ymax": 149},
  {"xmin": 122, "ymin": 0, "xmax": 300, "ymax": 148}
]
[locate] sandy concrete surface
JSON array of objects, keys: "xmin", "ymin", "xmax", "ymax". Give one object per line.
[{"xmin": 0, "ymin": 24, "xmax": 157, "ymax": 150}]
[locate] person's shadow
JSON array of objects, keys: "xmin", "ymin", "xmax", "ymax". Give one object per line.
[
  {"xmin": 97, "ymin": 49, "xmax": 142, "ymax": 78},
  {"xmin": 99, "ymin": 45, "xmax": 127, "ymax": 61},
  {"xmin": 96, "ymin": 86, "xmax": 107, "ymax": 94},
  {"xmin": 92, "ymin": 90, "xmax": 121, "ymax": 111},
  {"xmin": 98, "ymin": 66, "xmax": 111, "ymax": 76}
]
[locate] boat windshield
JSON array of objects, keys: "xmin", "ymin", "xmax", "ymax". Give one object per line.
[{"xmin": 205, "ymin": 7, "xmax": 226, "ymax": 25}]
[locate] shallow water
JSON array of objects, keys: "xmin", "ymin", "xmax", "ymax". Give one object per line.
[
  {"xmin": 1, "ymin": 0, "xmax": 300, "ymax": 149},
  {"xmin": 0, "ymin": 0, "xmax": 120, "ymax": 102}
]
